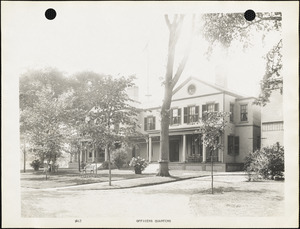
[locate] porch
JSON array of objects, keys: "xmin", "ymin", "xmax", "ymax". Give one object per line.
[{"xmin": 168, "ymin": 162, "xmax": 244, "ymax": 172}]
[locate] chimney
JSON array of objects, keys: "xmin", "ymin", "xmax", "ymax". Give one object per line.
[
  {"xmin": 215, "ymin": 64, "xmax": 228, "ymax": 89},
  {"xmin": 127, "ymin": 85, "xmax": 139, "ymax": 102}
]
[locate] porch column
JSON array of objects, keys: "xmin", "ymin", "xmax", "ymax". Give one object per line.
[
  {"xmin": 202, "ymin": 137, "xmax": 206, "ymax": 163},
  {"xmin": 92, "ymin": 147, "xmax": 95, "ymax": 162},
  {"xmin": 182, "ymin": 135, "xmax": 186, "ymax": 162},
  {"xmin": 80, "ymin": 142, "xmax": 83, "ymax": 163},
  {"xmin": 85, "ymin": 146, "xmax": 88, "ymax": 162},
  {"xmin": 105, "ymin": 148, "xmax": 108, "ymax": 161},
  {"xmin": 148, "ymin": 137, "xmax": 152, "ymax": 162},
  {"xmin": 146, "ymin": 139, "xmax": 149, "ymax": 160}
]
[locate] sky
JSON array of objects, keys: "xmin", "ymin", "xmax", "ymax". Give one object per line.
[{"xmin": 3, "ymin": 2, "xmax": 281, "ymax": 107}]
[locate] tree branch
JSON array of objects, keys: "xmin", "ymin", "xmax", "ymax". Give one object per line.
[
  {"xmin": 171, "ymin": 15, "xmax": 195, "ymax": 90},
  {"xmin": 164, "ymin": 15, "xmax": 171, "ymax": 30}
]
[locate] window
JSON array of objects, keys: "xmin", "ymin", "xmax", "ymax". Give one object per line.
[
  {"xmin": 170, "ymin": 108, "xmax": 181, "ymax": 125},
  {"xmin": 230, "ymin": 104, "xmax": 234, "ymax": 122},
  {"xmin": 191, "ymin": 135, "xmax": 202, "ymax": 156},
  {"xmin": 202, "ymin": 103, "xmax": 219, "ymax": 120},
  {"xmin": 228, "ymin": 136, "xmax": 239, "ymax": 155},
  {"xmin": 187, "ymin": 84, "xmax": 196, "ymax": 95},
  {"xmin": 240, "ymin": 104, "xmax": 248, "ymax": 121},
  {"xmin": 144, "ymin": 116, "xmax": 156, "ymax": 131},
  {"xmin": 184, "ymin": 106, "xmax": 199, "ymax": 124},
  {"xmin": 262, "ymin": 121, "xmax": 283, "ymax": 131}
]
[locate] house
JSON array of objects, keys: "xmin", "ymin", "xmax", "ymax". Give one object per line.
[
  {"xmin": 132, "ymin": 76, "xmax": 261, "ymax": 172},
  {"xmin": 260, "ymin": 88, "xmax": 284, "ymax": 147},
  {"xmin": 69, "ymin": 76, "xmax": 261, "ymax": 172}
]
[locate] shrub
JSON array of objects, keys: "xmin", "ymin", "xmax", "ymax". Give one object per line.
[
  {"xmin": 129, "ymin": 156, "xmax": 148, "ymax": 174},
  {"xmin": 111, "ymin": 148, "xmax": 129, "ymax": 169},
  {"xmin": 100, "ymin": 160, "xmax": 116, "ymax": 170},
  {"xmin": 30, "ymin": 159, "xmax": 42, "ymax": 171},
  {"xmin": 244, "ymin": 142, "xmax": 284, "ymax": 181}
]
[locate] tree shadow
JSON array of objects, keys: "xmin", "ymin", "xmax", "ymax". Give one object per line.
[{"xmin": 199, "ymin": 187, "xmax": 268, "ymax": 195}]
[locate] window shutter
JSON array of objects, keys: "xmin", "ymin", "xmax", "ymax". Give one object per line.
[
  {"xmin": 234, "ymin": 136, "xmax": 239, "ymax": 155},
  {"xmin": 202, "ymin": 105, "xmax": 207, "ymax": 120},
  {"xmin": 187, "ymin": 107, "xmax": 191, "ymax": 123},
  {"xmin": 228, "ymin": 136, "xmax": 233, "ymax": 155},
  {"xmin": 178, "ymin": 108, "xmax": 182, "ymax": 124},
  {"xmin": 184, "ymin": 107, "xmax": 188, "ymax": 123},
  {"xmin": 195, "ymin": 106, "xmax": 199, "ymax": 122},
  {"xmin": 144, "ymin": 117, "xmax": 147, "ymax": 131},
  {"xmin": 153, "ymin": 117, "xmax": 156, "ymax": 130},
  {"xmin": 170, "ymin": 109, "xmax": 173, "ymax": 125},
  {"xmin": 215, "ymin": 103, "xmax": 219, "ymax": 112}
]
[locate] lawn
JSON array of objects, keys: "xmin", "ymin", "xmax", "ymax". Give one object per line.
[
  {"xmin": 188, "ymin": 176, "xmax": 285, "ymax": 217},
  {"xmin": 21, "ymin": 168, "xmax": 153, "ymax": 189}
]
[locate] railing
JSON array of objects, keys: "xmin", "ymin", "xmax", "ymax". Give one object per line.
[{"xmin": 187, "ymin": 154, "xmax": 203, "ymax": 163}]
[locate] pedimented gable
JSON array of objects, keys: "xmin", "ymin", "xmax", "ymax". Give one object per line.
[{"xmin": 172, "ymin": 77, "xmax": 222, "ymax": 100}]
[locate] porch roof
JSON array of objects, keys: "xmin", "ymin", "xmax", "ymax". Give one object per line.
[{"xmin": 148, "ymin": 126, "xmax": 200, "ymax": 137}]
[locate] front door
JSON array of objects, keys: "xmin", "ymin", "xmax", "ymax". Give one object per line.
[{"xmin": 169, "ymin": 140, "xmax": 179, "ymax": 162}]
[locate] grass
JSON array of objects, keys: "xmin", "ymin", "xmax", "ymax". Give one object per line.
[
  {"xmin": 189, "ymin": 177, "xmax": 284, "ymax": 217},
  {"xmin": 21, "ymin": 168, "xmax": 154, "ymax": 189}
]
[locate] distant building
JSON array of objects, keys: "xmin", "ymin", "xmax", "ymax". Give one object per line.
[
  {"xmin": 133, "ymin": 76, "xmax": 261, "ymax": 172},
  {"xmin": 261, "ymin": 89, "xmax": 284, "ymax": 147}
]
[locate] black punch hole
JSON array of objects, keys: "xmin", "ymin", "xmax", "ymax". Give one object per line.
[
  {"xmin": 45, "ymin": 8, "xmax": 56, "ymax": 20},
  {"xmin": 244, "ymin": 9, "xmax": 256, "ymax": 21}
]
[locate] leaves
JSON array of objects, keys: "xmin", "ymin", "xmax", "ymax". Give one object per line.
[
  {"xmin": 19, "ymin": 68, "xmax": 141, "ymax": 163},
  {"xmin": 201, "ymin": 12, "xmax": 282, "ymax": 50},
  {"xmin": 254, "ymin": 40, "xmax": 283, "ymax": 106},
  {"xmin": 196, "ymin": 111, "xmax": 230, "ymax": 151}
]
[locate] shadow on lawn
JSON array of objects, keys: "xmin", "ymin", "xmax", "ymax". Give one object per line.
[{"xmin": 199, "ymin": 187, "xmax": 270, "ymax": 195}]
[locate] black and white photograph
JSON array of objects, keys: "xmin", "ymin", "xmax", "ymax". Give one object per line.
[{"xmin": 2, "ymin": 1, "xmax": 299, "ymax": 228}]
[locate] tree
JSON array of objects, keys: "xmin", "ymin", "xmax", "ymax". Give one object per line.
[
  {"xmin": 19, "ymin": 69, "xmax": 73, "ymax": 167},
  {"xmin": 157, "ymin": 14, "xmax": 195, "ymax": 176},
  {"xmin": 254, "ymin": 39, "xmax": 282, "ymax": 106},
  {"xmin": 157, "ymin": 12, "xmax": 282, "ymax": 176},
  {"xmin": 201, "ymin": 12, "xmax": 282, "ymax": 104},
  {"xmin": 196, "ymin": 111, "xmax": 229, "ymax": 194},
  {"xmin": 72, "ymin": 73, "xmax": 141, "ymax": 185}
]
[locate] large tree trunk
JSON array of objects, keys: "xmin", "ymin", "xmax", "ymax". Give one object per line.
[
  {"xmin": 156, "ymin": 16, "xmax": 179, "ymax": 177},
  {"xmin": 157, "ymin": 15, "xmax": 193, "ymax": 176},
  {"xmin": 157, "ymin": 89, "xmax": 172, "ymax": 176}
]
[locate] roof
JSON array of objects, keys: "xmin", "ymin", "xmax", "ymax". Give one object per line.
[
  {"xmin": 142, "ymin": 76, "xmax": 256, "ymax": 111},
  {"xmin": 172, "ymin": 76, "xmax": 247, "ymax": 99}
]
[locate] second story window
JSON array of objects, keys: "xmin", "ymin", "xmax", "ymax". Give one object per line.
[
  {"xmin": 202, "ymin": 103, "xmax": 219, "ymax": 120},
  {"xmin": 240, "ymin": 104, "xmax": 248, "ymax": 121},
  {"xmin": 184, "ymin": 106, "xmax": 199, "ymax": 124},
  {"xmin": 144, "ymin": 116, "xmax": 155, "ymax": 131},
  {"xmin": 230, "ymin": 104, "xmax": 234, "ymax": 122},
  {"xmin": 170, "ymin": 108, "xmax": 181, "ymax": 125}
]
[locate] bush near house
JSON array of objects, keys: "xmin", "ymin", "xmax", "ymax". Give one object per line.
[
  {"xmin": 129, "ymin": 157, "xmax": 148, "ymax": 174},
  {"xmin": 111, "ymin": 148, "xmax": 130, "ymax": 169},
  {"xmin": 244, "ymin": 142, "xmax": 284, "ymax": 181},
  {"xmin": 30, "ymin": 159, "xmax": 42, "ymax": 171}
]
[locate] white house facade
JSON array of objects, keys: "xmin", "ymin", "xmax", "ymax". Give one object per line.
[{"xmin": 133, "ymin": 77, "xmax": 261, "ymax": 172}]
